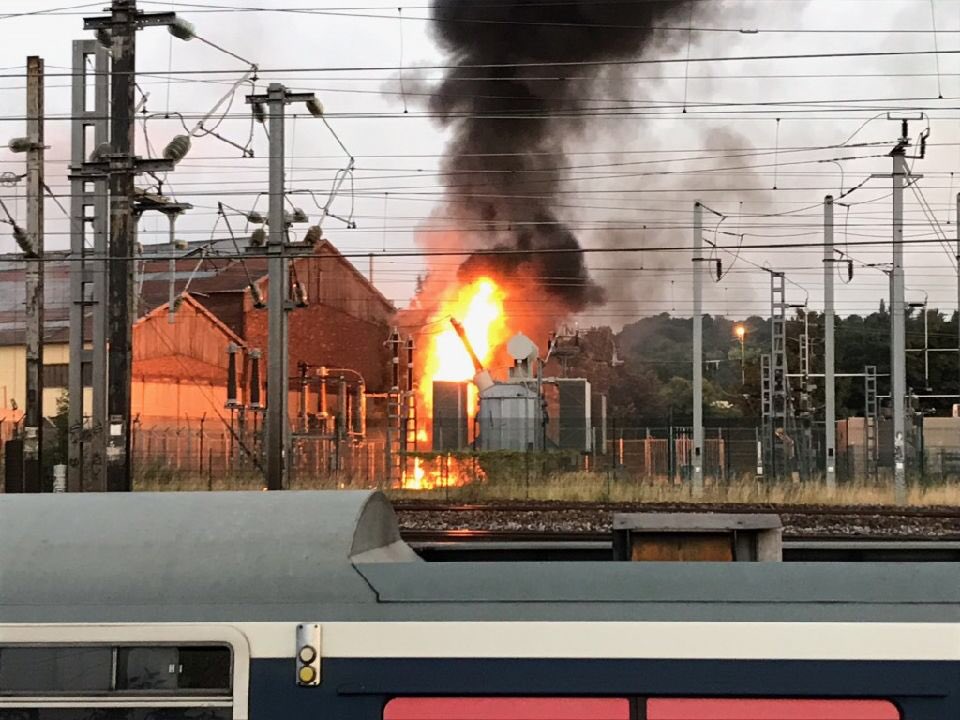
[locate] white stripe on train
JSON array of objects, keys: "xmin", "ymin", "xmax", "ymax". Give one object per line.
[{"xmin": 3, "ymin": 622, "xmax": 959, "ymax": 661}]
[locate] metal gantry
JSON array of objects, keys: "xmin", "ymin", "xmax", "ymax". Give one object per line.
[
  {"xmin": 864, "ymin": 365, "xmax": 879, "ymax": 480},
  {"xmin": 760, "ymin": 353, "xmax": 772, "ymax": 475},
  {"xmin": 67, "ymin": 39, "xmax": 109, "ymax": 492},
  {"xmin": 770, "ymin": 273, "xmax": 789, "ymax": 479}
]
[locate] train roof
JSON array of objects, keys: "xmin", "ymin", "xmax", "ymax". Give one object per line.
[{"xmin": 1, "ymin": 490, "xmax": 958, "ymax": 624}]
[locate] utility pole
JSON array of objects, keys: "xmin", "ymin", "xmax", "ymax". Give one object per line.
[
  {"xmin": 956, "ymin": 193, "xmax": 959, "ymax": 409},
  {"xmin": 823, "ymin": 195, "xmax": 836, "ymax": 490},
  {"xmin": 68, "ymin": 40, "xmax": 109, "ymax": 492},
  {"xmin": 83, "ymin": 1, "xmax": 186, "ymax": 491},
  {"xmin": 22, "ymin": 56, "xmax": 44, "ymax": 492},
  {"xmin": 890, "ymin": 132, "xmax": 908, "ymax": 503},
  {"xmin": 244, "ymin": 83, "xmax": 321, "ymax": 490},
  {"xmin": 692, "ymin": 201, "xmax": 704, "ymax": 494}
]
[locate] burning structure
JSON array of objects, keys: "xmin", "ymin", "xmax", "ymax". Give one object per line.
[
  {"xmin": 394, "ymin": 274, "xmax": 605, "ymax": 490},
  {"xmin": 390, "ymin": 1, "xmax": 710, "ymax": 488}
]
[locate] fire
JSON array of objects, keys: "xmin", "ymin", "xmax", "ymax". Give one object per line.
[
  {"xmin": 426, "ymin": 277, "xmax": 506, "ymax": 384},
  {"xmin": 400, "ymin": 276, "xmax": 508, "ymax": 490},
  {"xmin": 420, "ymin": 276, "xmax": 508, "ymax": 424}
]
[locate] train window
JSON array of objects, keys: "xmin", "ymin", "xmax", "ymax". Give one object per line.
[
  {"xmin": 646, "ymin": 699, "xmax": 901, "ymax": 720},
  {"xmin": 0, "ymin": 648, "xmax": 113, "ymax": 694},
  {"xmin": 0, "ymin": 646, "xmax": 230, "ymax": 696},
  {"xmin": 383, "ymin": 698, "xmax": 631, "ymax": 720}
]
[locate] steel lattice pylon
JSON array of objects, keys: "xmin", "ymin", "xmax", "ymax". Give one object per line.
[{"xmin": 864, "ymin": 365, "xmax": 879, "ymax": 480}]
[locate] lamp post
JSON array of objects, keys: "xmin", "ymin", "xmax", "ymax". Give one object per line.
[{"xmin": 735, "ymin": 324, "xmax": 746, "ymax": 385}]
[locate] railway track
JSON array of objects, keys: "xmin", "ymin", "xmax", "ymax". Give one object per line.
[{"xmin": 394, "ymin": 500, "xmax": 960, "ymax": 539}]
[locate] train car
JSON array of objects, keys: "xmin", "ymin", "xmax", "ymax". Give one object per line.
[{"xmin": 1, "ymin": 490, "xmax": 958, "ymax": 720}]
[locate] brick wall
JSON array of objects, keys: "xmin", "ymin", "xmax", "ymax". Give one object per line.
[{"xmin": 243, "ymin": 249, "xmax": 394, "ymax": 392}]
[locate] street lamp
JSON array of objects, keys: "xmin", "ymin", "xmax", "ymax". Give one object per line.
[{"xmin": 734, "ymin": 324, "xmax": 746, "ymax": 385}]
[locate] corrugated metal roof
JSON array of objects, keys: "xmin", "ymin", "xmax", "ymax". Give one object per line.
[{"xmin": 0, "ymin": 236, "xmax": 394, "ymax": 346}]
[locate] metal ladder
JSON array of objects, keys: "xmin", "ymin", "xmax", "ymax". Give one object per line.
[
  {"xmin": 864, "ymin": 365, "xmax": 879, "ymax": 479},
  {"xmin": 760, "ymin": 353, "xmax": 773, "ymax": 475}
]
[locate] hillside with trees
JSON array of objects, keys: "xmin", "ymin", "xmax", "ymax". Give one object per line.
[{"xmin": 558, "ymin": 304, "xmax": 960, "ymax": 425}]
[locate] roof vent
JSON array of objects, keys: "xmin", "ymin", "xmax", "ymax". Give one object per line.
[{"xmin": 612, "ymin": 513, "xmax": 782, "ymax": 562}]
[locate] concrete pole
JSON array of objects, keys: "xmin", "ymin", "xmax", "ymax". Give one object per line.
[
  {"xmin": 105, "ymin": 0, "xmax": 137, "ymax": 493},
  {"xmin": 23, "ymin": 56, "xmax": 44, "ymax": 493},
  {"xmin": 823, "ymin": 195, "xmax": 836, "ymax": 490},
  {"xmin": 167, "ymin": 212, "xmax": 178, "ymax": 324},
  {"xmin": 692, "ymin": 201, "xmax": 704, "ymax": 494},
  {"xmin": 957, "ymin": 193, "xmax": 960, "ymax": 409},
  {"xmin": 265, "ymin": 83, "xmax": 289, "ymax": 491},
  {"xmin": 891, "ymin": 145, "xmax": 908, "ymax": 503}
]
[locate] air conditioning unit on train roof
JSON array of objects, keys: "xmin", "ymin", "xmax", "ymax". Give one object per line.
[{"xmin": 612, "ymin": 513, "xmax": 783, "ymax": 562}]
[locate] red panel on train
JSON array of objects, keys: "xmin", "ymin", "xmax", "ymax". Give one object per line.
[
  {"xmin": 647, "ymin": 698, "xmax": 900, "ymax": 720},
  {"xmin": 384, "ymin": 697, "xmax": 630, "ymax": 720}
]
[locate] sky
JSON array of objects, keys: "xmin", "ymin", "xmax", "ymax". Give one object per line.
[{"xmin": 1, "ymin": 0, "xmax": 960, "ymax": 330}]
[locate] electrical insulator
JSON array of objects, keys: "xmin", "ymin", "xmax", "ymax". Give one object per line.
[
  {"xmin": 167, "ymin": 17, "xmax": 196, "ymax": 41},
  {"xmin": 246, "ymin": 210, "xmax": 265, "ymax": 224},
  {"xmin": 95, "ymin": 28, "xmax": 112, "ymax": 48},
  {"xmin": 13, "ymin": 225, "xmax": 35, "ymax": 257},
  {"xmin": 7, "ymin": 137, "xmax": 31, "ymax": 154},
  {"xmin": 250, "ymin": 228, "xmax": 266, "ymax": 247},
  {"xmin": 715, "ymin": 259, "xmax": 723, "ymax": 281},
  {"xmin": 163, "ymin": 134, "xmax": 191, "ymax": 164},
  {"xmin": 252, "ymin": 102, "xmax": 265, "ymax": 124},
  {"xmin": 847, "ymin": 260, "xmax": 854, "ymax": 281},
  {"xmin": 249, "ymin": 349, "xmax": 262, "ymax": 408},
  {"xmin": 89, "ymin": 142, "xmax": 112, "ymax": 162},
  {"xmin": 174, "ymin": 238, "xmax": 188, "ymax": 250},
  {"xmin": 249, "ymin": 284, "xmax": 266, "ymax": 309},
  {"xmin": 293, "ymin": 281, "xmax": 308, "ymax": 308},
  {"xmin": 304, "ymin": 225, "xmax": 323, "ymax": 245},
  {"xmin": 225, "ymin": 344, "xmax": 239, "ymax": 408},
  {"xmin": 291, "ymin": 208, "xmax": 309, "ymax": 224},
  {"xmin": 306, "ymin": 97, "xmax": 324, "ymax": 118}
]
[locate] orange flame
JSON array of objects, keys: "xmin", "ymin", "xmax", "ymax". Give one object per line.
[
  {"xmin": 400, "ymin": 276, "xmax": 507, "ymax": 490},
  {"xmin": 426, "ymin": 277, "xmax": 507, "ymax": 384}
]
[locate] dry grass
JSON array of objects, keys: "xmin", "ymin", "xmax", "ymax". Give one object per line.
[
  {"xmin": 389, "ymin": 474, "xmax": 960, "ymax": 506},
  {"xmin": 135, "ymin": 466, "xmax": 960, "ymax": 507}
]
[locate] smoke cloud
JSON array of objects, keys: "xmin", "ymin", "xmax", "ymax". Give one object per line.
[{"xmin": 428, "ymin": 0, "xmax": 703, "ymax": 311}]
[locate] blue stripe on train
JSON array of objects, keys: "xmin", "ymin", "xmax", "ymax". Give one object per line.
[{"xmin": 249, "ymin": 657, "xmax": 960, "ymax": 720}]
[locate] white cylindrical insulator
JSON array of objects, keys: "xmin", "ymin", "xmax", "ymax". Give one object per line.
[
  {"xmin": 473, "ymin": 370, "xmax": 495, "ymax": 393},
  {"xmin": 163, "ymin": 134, "xmax": 191, "ymax": 163},
  {"xmin": 304, "ymin": 225, "xmax": 323, "ymax": 245},
  {"xmin": 306, "ymin": 98, "xmax": 324, "ymax": 118},
  {"xmin": 53, "ymin": 465, "xmax": 66, "ymax": 493},
  {"xmin": 168, "ymin": 17, "xmax": 196, "ymax": 41},
  {"xmin": 7, "ymin": 137, "xmax": 31, "ymax": 153},
  {"xmin": 89, "ymin": 142, "xmax": 112, "ymax": 162}
]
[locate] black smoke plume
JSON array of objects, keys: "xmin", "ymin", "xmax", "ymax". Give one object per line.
[{"xmin": 429, "ymin": 0, "xmax": 698, "ymax": 310}]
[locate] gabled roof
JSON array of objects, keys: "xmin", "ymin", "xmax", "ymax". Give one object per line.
[
  {"xmin": 138, "ymin": 237, "xmax": 395, "ymax": 314},
  {"xmin": 0, "ymin": 234, "xmax": 395, "ymax": 346},
  {"xmin": 135, "ymin": 291, "xmax": 246, "ymax": 348}
]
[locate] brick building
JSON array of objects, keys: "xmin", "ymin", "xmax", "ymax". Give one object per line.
[
  {"xmin": 0, "ymin": 237, "xmax": 395, "ymax": 430},
  {"xmin": 139, "ymin": 237, "xmax": 396, "ymax": 421},
  {"xmin": 131, "ymin": 293, "xmax": 244, "ymax": 425}
]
